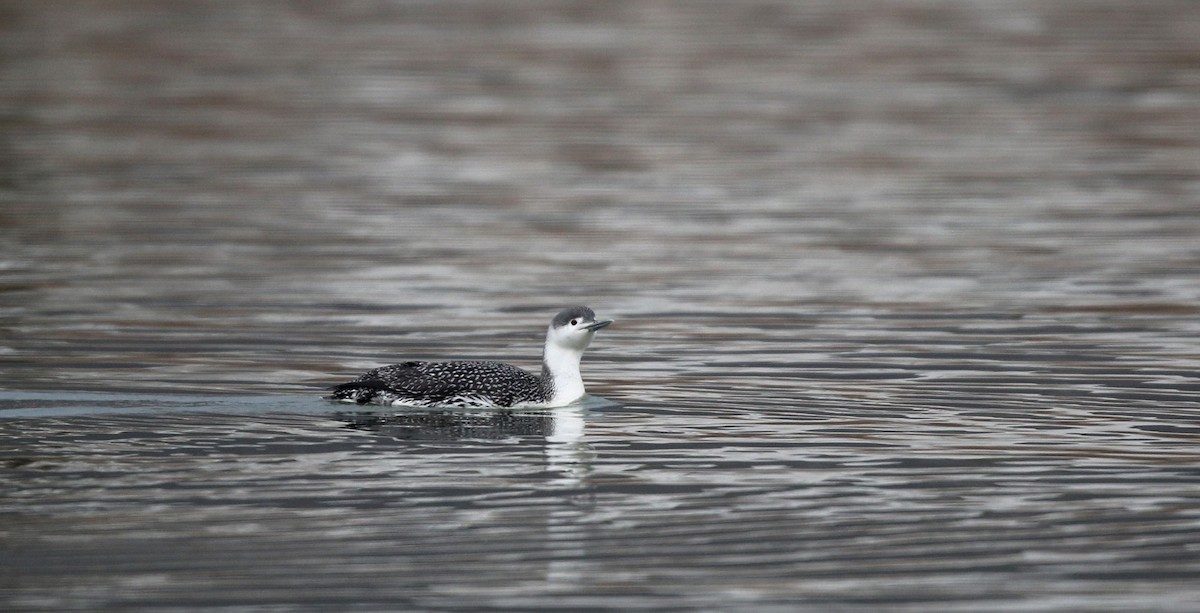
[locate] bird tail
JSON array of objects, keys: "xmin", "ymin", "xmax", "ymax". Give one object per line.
[{"xmin": 327, "ymin": 378, "xmax": 393, "ymax": 404}]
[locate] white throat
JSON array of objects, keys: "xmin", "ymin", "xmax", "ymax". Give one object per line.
[{"xmin": 542, "ymin": 337, "xmax": 586, "ymax": 405}]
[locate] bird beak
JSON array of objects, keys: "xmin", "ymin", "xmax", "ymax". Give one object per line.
[{"xmin": 584, "ymin": 319, "xmax": 613, "ymax": 331}]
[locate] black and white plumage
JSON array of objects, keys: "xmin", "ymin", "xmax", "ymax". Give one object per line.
[{"xmin": 329, "ymin": 306, "xmax": 613, "ymax": 408}]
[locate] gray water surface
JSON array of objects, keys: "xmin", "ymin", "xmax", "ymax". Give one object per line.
[{"xmin": 3, "ymin": 1, "xmax": 1200, "ymax": 610}]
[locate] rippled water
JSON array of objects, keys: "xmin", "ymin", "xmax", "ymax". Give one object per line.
[{"xmin": 2, "ymin": 1, "xmax": 1199, "ymax": 610}]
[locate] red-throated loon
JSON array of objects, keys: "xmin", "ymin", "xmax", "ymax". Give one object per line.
[{"xmin": 329, "ymin": 306, "xmax": 612, "ymax": 408}]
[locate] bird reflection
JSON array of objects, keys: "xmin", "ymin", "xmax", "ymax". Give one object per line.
[
  {"xmin": 337, "ymin": 409, "xmax": 555, "ymax": 440},
  {"xmin": 335, "ymin": 405, "xmax": 598, "ymax": 585},
  {"xmin": 335, "ymin": 405, "xmax": 596, "ymax": 491}
]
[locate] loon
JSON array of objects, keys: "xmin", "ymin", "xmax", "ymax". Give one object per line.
[{"xmin": 329, "ymin": 306, "xmax": 612, "ymax": 408}]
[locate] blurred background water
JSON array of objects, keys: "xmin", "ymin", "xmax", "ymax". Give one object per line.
[{"xmin": 2, "ymin": 1, "xmax": 1199, "ymax": 610}]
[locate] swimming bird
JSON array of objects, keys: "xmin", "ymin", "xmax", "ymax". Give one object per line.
[{"xmin": 329, "ymin": 306, "xmax": 613, "ymax": 408}]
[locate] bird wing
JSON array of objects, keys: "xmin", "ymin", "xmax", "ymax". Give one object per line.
[{"xmin": 332, "ymin": 360, "xmax": 540, "ymax": 406}]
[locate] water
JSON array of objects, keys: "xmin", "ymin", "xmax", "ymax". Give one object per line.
[{"xmin": 2, "ymin": 1, "xmax": 1199, "ymax": 610}]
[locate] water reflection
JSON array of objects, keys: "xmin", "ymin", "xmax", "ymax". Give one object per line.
[
  {"xmin": 336, "ymin": 403, "xmax": 599, "ymax": 592},
  {"xmin": 337, "ymin": 404, "xmax": 596, "ymax": 490},
  {"xmin": 340, "ymin": 409, "xmax": 557, "ymax": 441}
]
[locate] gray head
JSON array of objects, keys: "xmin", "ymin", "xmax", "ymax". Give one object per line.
[{"xmin": 547, "ymin": 306, "xmax": 613, "ymax": 350}]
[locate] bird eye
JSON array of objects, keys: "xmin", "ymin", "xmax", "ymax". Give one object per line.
[{"xmin": 570, "ymin": 319, "xmax": 578, "ymax": 326}]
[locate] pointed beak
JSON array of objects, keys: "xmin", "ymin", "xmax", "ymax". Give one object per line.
[{"xmin": 584, "ymin": 319, "xmax": 613, "ymax": 331}]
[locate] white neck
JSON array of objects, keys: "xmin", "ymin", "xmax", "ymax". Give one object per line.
[{"xmin": 542, "ymin": 339, "xmax": 586, "ymax": 405}]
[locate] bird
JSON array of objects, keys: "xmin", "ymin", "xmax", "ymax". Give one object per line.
[{"xmin": 329, "ymin": 306, "xmax": 613, "ymax": 408}]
